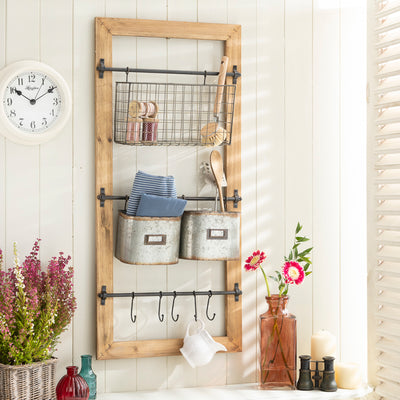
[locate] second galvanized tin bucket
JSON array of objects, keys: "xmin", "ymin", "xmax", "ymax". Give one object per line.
[
  {"xmin": 116, "ymin": 211, "xmax": 181, "ymax": 265},
  {"xmin": 179, "ymin": 211, "xmax": 240, "ymax": 261}
]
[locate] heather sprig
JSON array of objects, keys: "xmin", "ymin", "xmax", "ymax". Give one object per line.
[{"xmin": 0, "ymin": 240, "xmax": 76, "ymax": 365}]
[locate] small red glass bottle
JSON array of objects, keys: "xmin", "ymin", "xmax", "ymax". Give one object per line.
[{"xmin": 56, "ymin": 366, "xmax": 90, "ymax": 400}]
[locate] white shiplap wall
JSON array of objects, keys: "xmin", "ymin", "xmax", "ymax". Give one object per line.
[{"xmin": 0, "ymin": 0, "xmax": 367, "ymax": 393}]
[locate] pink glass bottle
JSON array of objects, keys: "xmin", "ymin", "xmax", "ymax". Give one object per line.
[
  {"xmin": 56, "ymin": 366, "xmax": 90, "ymax": 400},
  {"xmin": 259, "ymin": 295, "xmax": 297, "ymax": 389}
]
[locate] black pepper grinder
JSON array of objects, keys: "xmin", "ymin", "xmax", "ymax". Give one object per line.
[
  {"xmin": 320, "ymin": 356, "xmax": 337, "ymax": 392},
  {"xmin": 297, "ymin": 355, "xmax": 314, "ymax": 390}
]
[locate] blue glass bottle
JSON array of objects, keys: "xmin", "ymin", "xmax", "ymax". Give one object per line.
[{"xmin": 79, "ymin": 355, "xmax": 97, "ymax": 399}]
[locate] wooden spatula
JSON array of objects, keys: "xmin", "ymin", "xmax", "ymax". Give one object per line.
[{"xmin": 210, "ymin": 150, "xmax": 225, "ymax": 212}]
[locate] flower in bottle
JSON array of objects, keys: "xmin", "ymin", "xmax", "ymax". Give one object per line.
[{"xmin": 282, "ymin": 261, "xmax": 305, "ymax": 285}]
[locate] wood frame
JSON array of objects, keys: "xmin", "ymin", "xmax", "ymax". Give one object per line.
[{"xmin": 95, "ymin": 17, "xmax": 242, "ymax": 360}]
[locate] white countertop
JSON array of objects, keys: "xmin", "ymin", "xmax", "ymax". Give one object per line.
[{"xmin": 98, "ymin": 383, "xmax": 372, "ymax": 400}]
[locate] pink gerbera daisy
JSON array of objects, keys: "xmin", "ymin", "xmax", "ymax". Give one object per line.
[
  {"xmin": 244, "ymin": 250, "xmax": 266, "ymax": 271},
  {"xmin": 282, "ymin": 261, "xmax": 305, "ymax": 285}
]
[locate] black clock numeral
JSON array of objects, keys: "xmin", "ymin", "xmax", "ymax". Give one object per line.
[
  {"xmin": 6, "ymin": 98, "xmax": 12, "ymax": 106},
  {"xmin": 9, "ymin": 87, "xmax": 15, "ymax": 95},
  {"xmin": 28, "ymin": 74, "xmax": 36, "ymax": 83},
  {"xmin": 9, "ymin": 110, "xmax": 16, "ymax": 117},
  {"xmin": 19, "ymin": 118, "xmax": 24, "ymax": 127},
  {"xmin": 17, "ymin": 78, "xmax": 23, "ymax": 86},
  {"xmin": 52, "ymin": 98, "xmax": 59, "ymax": 106},
  {"xmin": 42, "ymin": 77, "xmax": 46, "ymax": 85},
  {"xmin": 30, "ymin": 121, "xmax": 36, "ymax": 129},
  {"xmin": 42, "ymin": 118, "xmax": 47, "ymax": 126},
  {"xmin": 50, "ymin": 109, "xmax": 55, "ymax": 116}
]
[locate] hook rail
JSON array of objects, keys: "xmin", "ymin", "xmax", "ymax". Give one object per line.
[
  {"xmin": 97, "ymin": 58, "xmax": 242, "ymax": 84},
  {"xmin": 99, "ymin": 283, "xmax": 242, "ymax": 306},
  {"xmin": 97, "ymin": 188, "xmax": 242, "ymax": 208}
]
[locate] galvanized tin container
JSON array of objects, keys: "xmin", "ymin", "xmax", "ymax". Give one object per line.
[
  {"xmin": 116, "ymin": 211, "xmax": 181, "ymax": 265},
  {"xmin": 179, "ymin": 211, "xmax": 240, "ymax": 260}
]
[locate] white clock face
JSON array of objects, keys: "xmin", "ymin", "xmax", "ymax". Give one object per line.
[{"xmin": 3, "ymin": 71, "xmax": 62, "ymax": 134}]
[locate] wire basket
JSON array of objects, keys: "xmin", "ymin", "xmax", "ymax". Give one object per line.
[{"xmin": 114, "ymin": 81, "xmax": 236, "ymax": 146}]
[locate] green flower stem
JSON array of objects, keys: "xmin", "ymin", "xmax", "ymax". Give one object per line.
[{"xmin": 260, "ymin": 267, "xmax": 271, "ymax": 297}]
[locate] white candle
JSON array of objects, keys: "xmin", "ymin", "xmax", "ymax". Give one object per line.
[
  {"xmin": 335, "ymin": 362, "xmax": 362, "ymax": 389},
  {"xmin": 310, "ymin": 330, "xmax": 336, "ymax": 361}
]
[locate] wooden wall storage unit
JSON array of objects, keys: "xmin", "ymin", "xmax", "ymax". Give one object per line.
[{"xmin": 95, "ymin": 17, "xmax": 242, "ymax": 360}]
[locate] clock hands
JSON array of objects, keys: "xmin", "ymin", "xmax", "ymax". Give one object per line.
[
  {"xmin": 13, "ymin": 86, "xmax": 57, "ymax": 105},
  {"xmin": 35, "ymin": 86, "xmax": 57, "ymax": 102},
  {"xmin": 14, "ymin": 88, "xmax": 34, "ymax": 103}
]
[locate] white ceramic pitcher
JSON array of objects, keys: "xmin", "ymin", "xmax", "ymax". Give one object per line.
[{"xmin": 180, "ymin": 318, "xmax": 227, "ymax": 368}]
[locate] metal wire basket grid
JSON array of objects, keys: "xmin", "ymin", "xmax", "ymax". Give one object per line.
[{"xmin": 114, "ymin": 81, "xmax": 236, "ymax": 146}]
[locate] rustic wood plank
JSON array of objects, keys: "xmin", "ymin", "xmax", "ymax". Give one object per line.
[
  {"xmin": 225, "ymin": 27, "xmax": 242, "ymax": 351},
  {"xmin": 95, "ymin": 17, "xmax": 114, "ymax": 359},
  {"xmin": 98, "ymin": 335, "xmax": 241, "ymax": 360},
  {"xmin": 99, "ymin": 17, "xmax": 240, "ymax": 41}
]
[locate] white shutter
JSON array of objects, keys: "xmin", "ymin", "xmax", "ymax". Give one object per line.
[{"xmin": 374, "ymin": 1, "xmax": 400, "ymax": 399}]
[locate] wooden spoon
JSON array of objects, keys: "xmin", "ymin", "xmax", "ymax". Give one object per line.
[
  {"xmin": 201, "ymin": 56, "xmax": 229, "ymax": 146},
  {"xmin": 210, "ymin": 150, "xmax": 225, "ymax": 212}
]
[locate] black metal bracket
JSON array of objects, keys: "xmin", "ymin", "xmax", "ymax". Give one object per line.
[
  {"xmin": 97, "ymin": 188, "xmax": 242, "ymax": 208},
  {"xmin": 98, "ymin": 283, "xmax": 242, "ymax": 306},
  {"xmin": 97, "ymin": 58, "xmax": 241, "ymax": 82},
  {"xmin": 232, "ymin": 65, "xmax": 240, "ymax": 84},
  {"xmin": 97, "ymin": 188, "xmax": 129, "ymax": 208}
]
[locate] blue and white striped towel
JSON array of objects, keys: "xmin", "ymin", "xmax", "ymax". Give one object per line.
[{"xmin": 126, "ymin": 170, "xmax": 177, "ymax": 216}]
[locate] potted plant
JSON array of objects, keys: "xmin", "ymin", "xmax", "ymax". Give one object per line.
[
  {"xmin": 0, "ymin": 240, "xmax": 76, "ymax": 400},
  {"xmin": 244, "ymin": 223, "xmax": 312, "ymax": 389}
]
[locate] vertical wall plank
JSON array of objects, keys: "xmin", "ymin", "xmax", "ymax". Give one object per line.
[
  {"xmin": 40, "ymin": 0, "xmax": 74, "ymax": 380},
  {"xmin": 312, "ymin": 0, "xmax": 341, "ymax": 344},
  {"xmin": 0, "ymin": 0, "xmax": 6, "ymax": 254},
  {"xmin": 366, "ymin": 0, "xmax": 378, "ymax": 385},
  {"xmin": 339, "ymin": 0, "xmax": 367, "ymax": 372},
  {"xmin": 226, "ymin": 0, "xmax": 257, "ymax": 385},
  {"xmin": 284, "ymin": 0, "xmax": 313, "ymax": 359},
  {"xmin": 4, "ymin": 0, "xmax": 40, "ymax": 265},
  {"xmin": 73, "ymin": 0, "xmax": 106, "ymax": 393},
  {"xmin": 256, "ymin": 0, "xmax": 285, "ymax": 382}
]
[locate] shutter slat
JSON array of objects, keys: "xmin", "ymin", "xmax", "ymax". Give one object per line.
[
  {"xmin": 376, "ymin": 99, "xmax": 400, "ymax": 108},
  {"xmin": 375, "ymin": 162, "xmax": 400, "ymax": 169},
  {"xmin": 377, "ymin": 4, "xmax": 400, "ymax": 19},
  {"xmin": 376, "ymin": 385, "xmax": 400, "ymax": 400},
  {"xmin": 376, "ymin": 21, "xmax": 400, "ymax": 34},
  {"xmin": 375, "ymin": 146, "xmax": 400, "ymax": 154},
  {"xmin": 377, "ymin": 37, "xmax": 400, "ymax": 50}
]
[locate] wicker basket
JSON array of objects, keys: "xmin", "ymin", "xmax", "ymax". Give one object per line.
[{"xmin": 0, "ymin": 358, "xmax": 57, "ymax": 400}]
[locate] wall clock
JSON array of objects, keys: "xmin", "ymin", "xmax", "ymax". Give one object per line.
[{"xmin": 0, "ymin": 60, "xmax": 72, "ymax": 145}]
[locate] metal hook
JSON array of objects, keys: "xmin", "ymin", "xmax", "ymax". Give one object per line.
[
  {"xmin": 130, "ymin": 292, "xmax": 136, "ymax": 323},
  {"xmin": 171, "ymin": 291, "xmax": 179, "ymax": 322},
  {"xmin": 193, "ymin": 291, "xmax": 198, "ymax": 321},
  {"xmin": 158, "ymin": 291, "xmax": 164, "ymax": 322},
  {"xmin": 203, "ymin": 70, "xmax": 208, "ymax": 85},
  {"xmin": 206, "ymin": 290, "xmax": 216, "ymax": 321}
]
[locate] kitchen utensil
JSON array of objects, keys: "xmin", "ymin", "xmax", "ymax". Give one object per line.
[
  {"xmin": 180, "ymin": 318, "xmax": 227, "ymax": 368},
  {"xmin": 201, "ymin": 56, "xmax": 229, "ymax": 146},
  {"xmin": 210, "ymin": 150, "xmax": 225, "ymax": 212}
]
